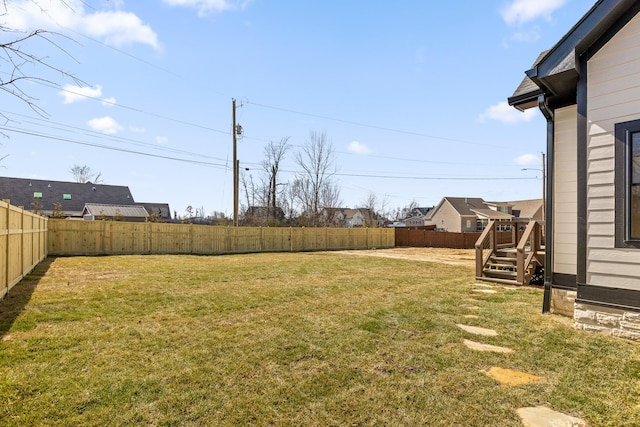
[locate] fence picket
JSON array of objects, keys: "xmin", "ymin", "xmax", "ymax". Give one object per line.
[{"xmin": 1, "ymin": 200, "xmax": 48, "ymax": 297}]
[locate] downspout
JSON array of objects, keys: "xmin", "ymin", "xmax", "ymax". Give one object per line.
[{"xmin": 537, "ymin": 94, "xmax": 554, "ymax": 313}]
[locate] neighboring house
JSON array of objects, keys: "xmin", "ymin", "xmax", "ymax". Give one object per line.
[
  {"xmin": 82, "ymin": 203, "xmax": 149, "ymax": 222},
  {"xmin": 401, "ymin": 206, "xmax": 435, "ymax": 227},
  {"xmin": 407, "ymin": 206, "xmax": 434, "ymax": 219},
  {"xmin": 139, "ymin": 203, "xmax": 172, "ymax": 222},
  {"xmin": 404, "ymin": 216, "xmax": 426, "ymax": 227},
  {"xmin": 0, "ymin": 177, "xmax": 136, "ymax": 217},
  {"xmin": 0, "ymin": 176, "xmax": 171, "ymax": 221},
  {"xmin": 425, "ymin": 197, "xmax": 515, "ymax": 232},
  {"xmin": 508, "ymin": 0, "xmax": 640, "ymax": 339},
  {"xmin": 320, "ymin": 208, "xmax": 376, "ymax": 227}
]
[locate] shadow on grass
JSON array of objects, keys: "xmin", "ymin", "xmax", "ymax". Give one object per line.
[{"xmin": 0, "ymin": 257, "xmax": 54, "ymax": 339}]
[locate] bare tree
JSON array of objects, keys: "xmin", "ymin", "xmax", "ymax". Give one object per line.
[
  {"xmin": 240, "ymin": 169, "xmax": 259, "ymax": 222},
  {"xmin": 262, "ymin": 137, "xmax": 289, "ymax": 221},
  {"xmin": 358, "ymin": 192, "xmax": 391, "ymax": 226},
  {"xmin": 70, "ymin": 164, "xmax": 103, "ymax": 183},
  {"xmin": 1, "ymin": 1, "xmax": 85, "ymax": 116},
  {"xmin": 396, "ymin": 199, "xmax": 419, "ymax": 220},
  {"xmin": 293, "ymin": 131, "xmax": 341, "ymax": 226}
]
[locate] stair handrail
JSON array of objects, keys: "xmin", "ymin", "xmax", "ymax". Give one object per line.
[
  {"xmin": 475, "ymin": 220, "xmax": 496, "ymax": 278},
  {"xmin": 516, "ymin": 220, "xmax": 540, "ymax": 284}
]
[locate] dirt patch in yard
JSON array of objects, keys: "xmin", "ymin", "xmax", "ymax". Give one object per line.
[{"xmin": 336, "ymin": 247, "xmax": 475, "ymax": 267}]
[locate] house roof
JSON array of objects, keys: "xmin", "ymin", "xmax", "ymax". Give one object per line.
[
  {"xmin": 139, "ymin": 202, "xmax": 172, "ymax": 219},
  {"xmin": 508, "ymin": 50, "xmax": 549, "ymax": 110},
  {"xmin": 82, "ymin": 203, "xmax": 149, "ymax": 218},
  {"xmin": 0, "ymin": 176, "xmax": 136, "ymax": 215},
  {"xmin": 440, "ymin": 197, "xmax": 488, "ymax": 216},
  {"xmin": 509, "ymin": 199, "xmax": 543, "ymax": 219},
  {"xmin": 321, "ymin": 207, "xmax": 374, "ymax": 220},
  {"xmin": 470, "ymin": 209, "xmax": 514, "ymax": 220},
  {"xmin": 509, "ymin": 0, "xmax": 640, "ymax": 110}
]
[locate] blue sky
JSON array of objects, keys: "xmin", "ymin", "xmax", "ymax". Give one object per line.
[{"xmin": 0, "ymin": 0, "xmax": 594, "ymax": 218}]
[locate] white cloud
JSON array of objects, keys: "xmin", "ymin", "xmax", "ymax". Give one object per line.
[
  {"xmin": 60, "ymin": 84, "xmax": 102, "ymax": 104},
  {"xmin": 348, "ymin": 141, "xmax": 371, "ymax": 155},
  {"xmin": 82, "ymin": 11, "xmax": 160, "ymax": 49},
  {"xmin": 87, "ymin": 116, "xmax": 123, "ymax": 134},
  {"xmin": 4, "ymin": 0, "xmax": 159, "ymax": 49},
  {"xmin": 102, "ymin": 97, "xmax": 117, "ymax": 107},
  {"xmin": 501, "ymin": 0, "xmax": 568, "ymax": 26},
  {"xmin": 163, "ymin": 0, "xmax": 250, "ymax": 16},
  {"xmin": 477, "ymin": 101, "xmax": 538, "ymax": 124},
  {"xmin": 156, "ymin": 136, "xmax": 169, "ymax": 144},
  {"xmin": 515, "ymin": 153, "xmax": 541, "ymax": 166}
]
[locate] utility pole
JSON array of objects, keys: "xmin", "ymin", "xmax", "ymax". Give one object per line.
[
  {"xmin": 231, "ymin": 99, "xmax": 243, "ymax": 227},
  {"xmin": 232, "ymin": 99, "xmax": 238, "ymax": 226}
]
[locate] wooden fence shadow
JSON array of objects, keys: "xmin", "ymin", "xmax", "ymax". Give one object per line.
[{"xmin": 0, "ymin": 257, "xmax": 54, "ymax": 340}]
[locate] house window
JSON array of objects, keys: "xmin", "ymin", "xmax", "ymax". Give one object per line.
[
  {"xmin": 33, "ymin": 192, "xmax": 42, "ymax": 199},
  {"xmin": 63, "ymin": 194, "xmax": 72, "ymax": 200},
  {"xmin": 615, "ymin": 119, "xmax": 640, "ymax": 247},
  {"xmin": 466, "ymin": 219, "xmax": 472, "ymax": 229}
]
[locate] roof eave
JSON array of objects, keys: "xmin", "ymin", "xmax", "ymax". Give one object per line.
[
  {"xmin": 509, "ymin": 0, "xmax": 639, "ymax": 109},
  {"xmin": 507, "ymin": 91, "xmax": 543, "ymax": 111}
]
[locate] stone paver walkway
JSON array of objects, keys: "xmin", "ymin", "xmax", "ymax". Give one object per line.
[
  {"xmin": 481, "ymin": 367, "xmax": 542, "ymax": 386},
  {"xmin": 463, "ymin": 339, "xmax": 513, "ymax": 353},
  {"xmin": 456, "ymin": 324, "xmax": 498, "ymax": 337},
  {"xmin": 516, "ymin": 406, "xmax": 587, "ymax": 427},
  {"xmin": 462, "ymin": 282, "xmax": 587, "ymax": 426}
]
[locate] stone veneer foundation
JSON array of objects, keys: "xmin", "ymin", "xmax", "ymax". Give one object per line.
[
  {"xmin": 550, "ymin": 289, "xmax": 576, "ymax": 317},
  {"xmin": 574, "ymin": 303, "xmax": 640, "ymax": 341},
  {"xmin": 550, "ymin": 289, "xmax": 640, "ymax": 341}
]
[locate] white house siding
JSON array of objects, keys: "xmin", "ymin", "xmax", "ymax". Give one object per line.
[
  {"xmin": 431, "ymin": 201, "xmax": 462, "ymax": 232},
  {"xmin": 586, "ymin": 12, "xmax": 640, "ymax": 291},
  {"xmin": 553, "ymin": 105, "xmax": 578, "ymax": 276}
]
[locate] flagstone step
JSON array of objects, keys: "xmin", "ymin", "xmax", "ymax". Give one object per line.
[
  {"xmin": 481, "ymin": 367, "xmax": 542, "ymax": 386},
  {"xmin": 463, "ymin": 339, "xmax": 513, "ymax": 353},
  {"xmin": 456, "ymin": 324, "xmax": 498, "ymax": 337},
  {"xmin": 516, "ymin": 406, "xmax": 586, "ymax": 427}
]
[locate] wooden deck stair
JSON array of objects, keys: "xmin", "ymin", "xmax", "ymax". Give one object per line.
[{"xmin": 475, "ymin": 220, "xmax": 544, "ymax": 286}]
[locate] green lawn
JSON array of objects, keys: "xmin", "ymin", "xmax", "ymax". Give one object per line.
[{"xmin": 0, "ymin": 251, "xmax": 638, "ymax": 426}]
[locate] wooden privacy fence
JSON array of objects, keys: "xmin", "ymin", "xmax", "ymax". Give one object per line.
[
  {"xmin": 1, "ymin": 200, "xmax": 48, "ymax": 299},
  {"xmin": 395, "ymin": 228, "xmax": 514, "ymax": 249},
  {"xmin": 48, "ymin": 220, "xmax": 395, "ymax": 256}
]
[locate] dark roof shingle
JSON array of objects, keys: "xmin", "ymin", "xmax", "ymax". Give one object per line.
[{"xmin": 0, "ymin": 176, "xmax": 135, "ymax": 215}]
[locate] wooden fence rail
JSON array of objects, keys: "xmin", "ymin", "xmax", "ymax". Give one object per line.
[
  {"xmin": 47, "ymin": 220, "xmax": 395, "ymax": 256},
  {"xmin": 1, "ymin": 200, "xmax": 48, "ymax": 299},
  {"xmin": 394, "ymin": 228, "xmax": 515, "ymax": 249}
]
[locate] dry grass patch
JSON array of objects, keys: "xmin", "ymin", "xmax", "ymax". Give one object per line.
[{"xmin": 0, "ymin": 251, "xmax": 638, "ymax": 426}]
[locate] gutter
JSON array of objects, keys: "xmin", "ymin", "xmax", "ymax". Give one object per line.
[{"xmin": 537, "ymin": 94, "xmax": 554, "ymax": 314}]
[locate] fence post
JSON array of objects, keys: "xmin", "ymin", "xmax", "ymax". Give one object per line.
[
  {"xmin": 3, "ymin": 200, "xmax": 8, "ymax": 298},
  {"xmin": 20, "ymin": 206, "xmax": 25, "ymax": 279}
]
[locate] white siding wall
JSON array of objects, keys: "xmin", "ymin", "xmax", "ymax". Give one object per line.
[
  {"xmin": 553, "ymin": 105, "xmax": 578, "ymax": 275},
  {"xmin": 587, "ymin": 12, "xmax": 640, "ymax": 290},
  {"xmin": 430, "ymin": 201, "xmax": 462, "ymax": 232}
]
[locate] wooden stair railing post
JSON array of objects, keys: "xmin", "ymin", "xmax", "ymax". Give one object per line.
[
  {"xmin": 491, "ymin": 221, "xmax": 496, "ymax": 252},
  {"xmin": 516, "ymin": 220, "xmax": 537, "ymax": 285},
  {"xmin": 475, "ymin": 220, "xmax": 494, "ymax": 278},
  {"xmin": 475, "ymin": 241, "xmax": 483, "ymax": 278}
]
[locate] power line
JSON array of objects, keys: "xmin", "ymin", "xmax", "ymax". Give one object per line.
[
  {"xmin": 2, "ymin": 121, "xmax": 538, "ymax": 182},
  {"xmin": 0, "ymin": 109, "xmax": 229, "ymax": 162},
  {"xmin": 1, "ymin": 126, "xmax": 228, "ymax": 169}
]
